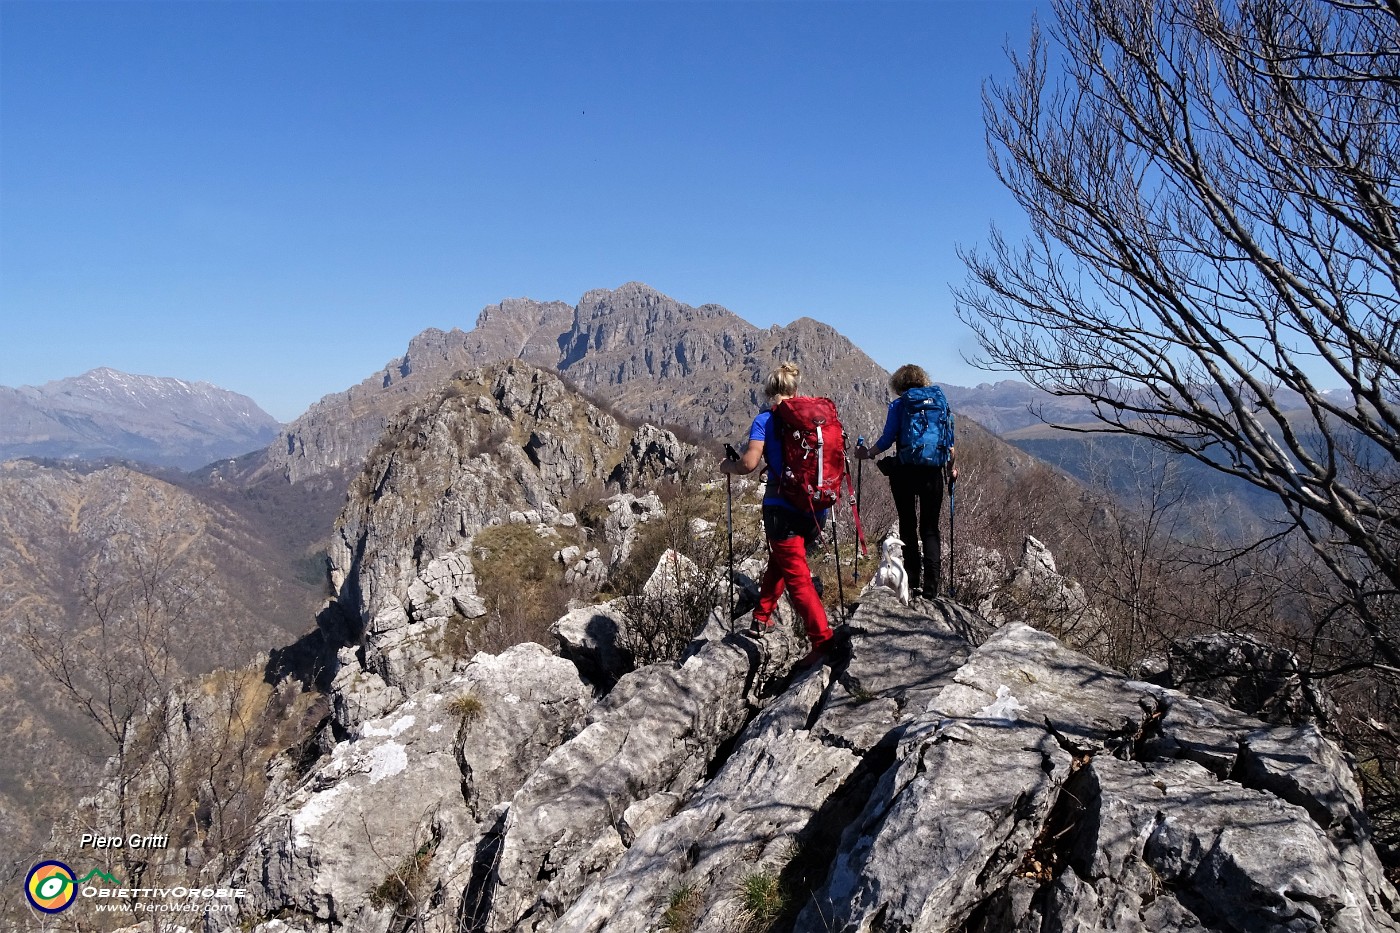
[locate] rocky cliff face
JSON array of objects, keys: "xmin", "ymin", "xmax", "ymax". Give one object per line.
[
  {"xmin": 324, "ymin": 361, "xmax": 701, "ymax": 723},
  {"xmin": 0, "ymin": 367, "xmax": 281, "ymax": 469},
  {"xmin": 264, "ymin": 283, "xmax": 895, "ymax": 485}
]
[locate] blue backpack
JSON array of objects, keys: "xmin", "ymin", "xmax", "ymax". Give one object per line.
[{"xmin": 897, "ymin": 386, "xmax": 954, "ymax": 466}]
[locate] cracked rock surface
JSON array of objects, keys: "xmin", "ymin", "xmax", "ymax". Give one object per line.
[{"xmin": 225, "ymin": 588, "xmax": 1399, "ymax": 933}]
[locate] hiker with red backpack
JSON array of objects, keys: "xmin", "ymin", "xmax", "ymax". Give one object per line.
[
  {"xmin": 856, "ymin": 364, "xmax": 957, "ymax": 600},
  {"xmin": 720, "ymin": 362, "xmax": 837, "ymax": 668}
]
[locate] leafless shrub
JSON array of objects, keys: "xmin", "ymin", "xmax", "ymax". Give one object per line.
[{"xmin": 614, "ymin": 484, "xmax": 762, "ymax": 666}]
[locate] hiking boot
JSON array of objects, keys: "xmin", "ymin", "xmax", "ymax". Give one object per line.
[
  {"xmin": 746, "ymin": 617, "xmax": 775, "ymax": 637},
  {"xmin": 925, "ymin": 560, "xmax": 942, "ymax": 599}
]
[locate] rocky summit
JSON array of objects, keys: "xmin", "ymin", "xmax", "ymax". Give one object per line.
[
  {"xmin": 212, "ymin": 581, "xmax": 1397, "ymax": 933},
  {"xmin": 320, "ymin": 360, "xmax": 704, "ymax": 716}
]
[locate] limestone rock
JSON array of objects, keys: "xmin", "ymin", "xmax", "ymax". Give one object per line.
[
  {"xmin": 800, "ymin": 622, "xmax": 1400, "ymax": 933},
  {"xmin": 1168, "ymin": 631, "xmax": 1336, "ymax": 727},
  {"xmin": 228, "ymin": 643, "xmax": 591, "ymax": 930},
  {"xmin": 195, "ymin": 563, "xmax": 1396, "ymax": 933},
  {"xmin": 814, "ymin": 586, "xmax": 981, "ymax": 755},
  {"xmin": 608, "ymin": 423, "xmax": 695, "ymax": 490},
  {"xmin": 972, "ymin": 534, "xmax": 1107, "ymax": 641},
  {"xmin": 550, "ymin": 600, "xmax": 629, "ymax": 688},
  {"xmin": 1017, "ymin": 533, "xmax": 1058, "ymax": 577},
  {"xmin": 470, "ymin": 634, "xmax": 764, "ymax": 932},
  {"xmin": 327, "ymin": 362, "xmax": 699, "ymax": 703},
  {"xmin": 1051, "ymin": 753, "xmax": 1388, "ymax": 933},
  {"xmin": 599, "ymin": 491, "xmax": 664, "ymax": 567},
  {"xmin": 553, "ymin": 671, "xmax": 857, "ymax": 933}
]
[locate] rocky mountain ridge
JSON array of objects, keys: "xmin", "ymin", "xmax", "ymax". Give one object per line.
[
  {"xmin": 24, "ymin": 356, "xmax": 1399, "ymax": 933},
  {"xmin": 206, "ymin": 577, "xmax": 1400, "ymax": 932},
  {"xmin": 0, "ymin": 367, "xmax": 281, "ymax": 469},
  {"xmin": 252, "ymin": 347, "xmax": 1400, "ymax": 930},
  {"xmin": 3, "ymin": 360, "xmax": 703, "ymax": 929},
  {"xmin": 325, "ymin": 360, "xmax": 703, "ymax": 716},
  {"xmin": 262, "ymin": 283, "xmax": 896, "ymax": 485}
]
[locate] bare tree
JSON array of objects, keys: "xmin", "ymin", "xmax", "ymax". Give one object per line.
[
  {"xmin": 17, "ymin": 498, "xmax": 285, "ymax": 906},
  {"xmin": 19, "ymin": 514, "xmax": 199, "ymax": 890},
  {"xmin": 957, "ymin": 0, "xmax": 1399, "ymax": 666},
  {"xmin": 615, "ymin": 485, "xmax": 763, "ymax": 666}
]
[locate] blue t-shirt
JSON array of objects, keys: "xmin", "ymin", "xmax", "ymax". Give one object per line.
[{"xmin": 748, "ymin": 410, "xmax": 786, "ymax": 509}]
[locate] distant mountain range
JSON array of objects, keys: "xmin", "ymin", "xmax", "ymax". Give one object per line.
[
  {"xmin": 256, "ymin": 282, "xmax": 913, "ymax": 484},
  {"xmin": 0, "ymin": 367, "xmax": 282, "ymax": 469},
  {"xmin": 0, "ymin": 291, "xmax": 1177, "ymax": 480},
  {"xmin": 939, "ymin": 381, "xmax": 1098, "ymax": 435},
  {"xmin": 3, "ymin": 298, "xmax": 1355, "ymax": 481}
]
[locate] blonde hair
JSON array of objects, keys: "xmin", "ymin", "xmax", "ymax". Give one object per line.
[
  {"xmin": 764, "ymin": 362, "xmax": 801, "ymax": 399},
  {"xmin": 890, "ymin": 364, "xmax": 930, "ymax": 394}
]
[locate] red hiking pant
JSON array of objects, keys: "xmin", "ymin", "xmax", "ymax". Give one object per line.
[{"xmin": 754, "ymin": 520, "xmax": 832, "ymax": 646}]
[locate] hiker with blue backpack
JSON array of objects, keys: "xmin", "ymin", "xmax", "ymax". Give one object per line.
[
  {"xmin": 720, "ymin": 362, "xmax": 838, "ymax": 668},
  {"xmin": 856, "ymin": 364, "xmax": 957, "ymax": 600}
]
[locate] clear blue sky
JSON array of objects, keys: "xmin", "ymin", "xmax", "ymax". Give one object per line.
[{"xmin": 2, "ymin": 0, "xmax": 1038, "ymax": 422}]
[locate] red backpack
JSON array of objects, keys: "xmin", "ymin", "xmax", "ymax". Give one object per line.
[{"xmin": 771, "ymin": 396, "xmax": 847, "ymax": 512}]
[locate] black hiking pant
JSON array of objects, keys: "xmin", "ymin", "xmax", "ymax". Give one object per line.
[{"xmin": 887, "ymin": 462, "xmax": 946, "ymax": 596}]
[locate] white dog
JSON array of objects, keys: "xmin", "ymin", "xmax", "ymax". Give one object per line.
[{"xmin": 872, "ymin": 537, "xmax": 910, "ymax": 605}]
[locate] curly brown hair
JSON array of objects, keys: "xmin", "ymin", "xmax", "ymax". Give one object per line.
[{"xmin": 889, "ymin": 364, "xmax": 930, "ymax": 394}]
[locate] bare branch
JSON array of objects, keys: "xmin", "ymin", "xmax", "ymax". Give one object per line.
[{"xmin": 958, "ymin": 0, "xmax": 1399, "ymax": 659}]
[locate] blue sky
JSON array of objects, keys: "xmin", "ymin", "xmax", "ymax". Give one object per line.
[{"xmin": 2, "ymin": 0, "xmax": 1038, "ymax": 422}]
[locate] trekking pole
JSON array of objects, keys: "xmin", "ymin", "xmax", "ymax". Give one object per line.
[
  {"xmin": 724, "ymin": 444, "xmax": 739, "ymax": 621},
  {"xmin": 948, "ymin": 472, "xmax": 957, "ymax": 599},
  {"xmin": 831, "ymin": 506, "xmax": 846, "ymax": 623},
  {"xmin": 854, "ymin": 436, "xmax": 865, "ymax": 584}
]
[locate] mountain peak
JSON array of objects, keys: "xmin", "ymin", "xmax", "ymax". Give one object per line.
[
  {"xmin": 583, "ymin": 280, "xmax": 664, "ymax": 301},
  {"xmin": 1, "ymin": 369, "xmax": 281, "ymax": 470}
]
